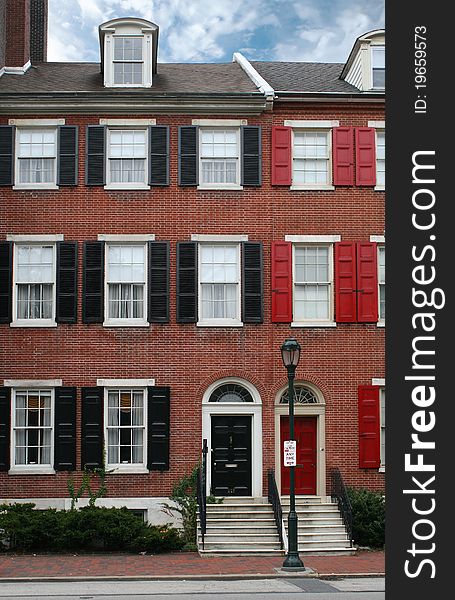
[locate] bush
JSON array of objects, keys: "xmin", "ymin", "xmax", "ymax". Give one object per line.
[
  {"xmin": 347, "ymin": 487, "xmax": 385, "ymax": 549},
  {"xmin": 0, "ymin": 503, "xmax": 183, "ymax": 554}
]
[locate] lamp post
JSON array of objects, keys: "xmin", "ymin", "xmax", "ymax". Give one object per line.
[{"xmin": 281, "ymin": 337, "xmax": 304, "ymax": 570}]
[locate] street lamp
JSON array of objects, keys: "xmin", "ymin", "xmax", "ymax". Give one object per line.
[{"xmin": 281, "ymin": 337, "xmax": 304, "ymax": 570}]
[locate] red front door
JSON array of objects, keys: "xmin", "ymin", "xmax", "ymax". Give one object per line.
[{"xmin": 280, "ymin": 416, "xmax": 317, "ymax": 495}]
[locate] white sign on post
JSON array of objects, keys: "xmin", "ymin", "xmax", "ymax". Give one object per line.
[{"xmin": 283, "ymin": 440, "xmax": 296, "ymax": 466}]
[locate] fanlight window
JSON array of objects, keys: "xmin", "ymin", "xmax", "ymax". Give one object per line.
[
  {"xmin": 209, "ymin": 383, "xmax": 253, "ymax": 403},
  {"xmin": 280, "ymin": 385, "xmax": 319, "ymax": 404}
]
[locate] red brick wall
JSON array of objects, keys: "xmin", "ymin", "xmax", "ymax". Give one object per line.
[
  {"xmin": 0, "ymin": 102, "xmax": 385, "ymax": 499},
  {"xmin": 5, "ymin": 0, "xmax": 30, "ymax": 68}
]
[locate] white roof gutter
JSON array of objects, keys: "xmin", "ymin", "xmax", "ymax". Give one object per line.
[{"xmin": 232, "ymin": 52, "xmax": 275, "ymax": 100}]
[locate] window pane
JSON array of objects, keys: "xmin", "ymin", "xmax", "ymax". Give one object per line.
[{"xmin": 14, "ymin": 390, "xmax": 52, "ymax": 466}]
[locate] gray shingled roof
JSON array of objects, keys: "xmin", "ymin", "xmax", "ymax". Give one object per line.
[
  {"xmin": 0, "ymin": 61, "xmax": 258, "ymax": 94},
  {"xmin": 251, "ymin": 61, "xmax": 360, "ymax": 94}
]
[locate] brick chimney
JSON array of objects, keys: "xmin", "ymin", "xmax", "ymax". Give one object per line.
[{"xmin": 0, "ymin": 0, "xmax": 47, "ymax": 74}]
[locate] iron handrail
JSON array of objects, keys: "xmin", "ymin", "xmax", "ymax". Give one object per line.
[
  {"xmin": 196, "ymin": 439, "xmax": 208, "ymax": 550},
  {"xmin": 330, "ymin": 467, "xmax": 353, "ymax": 546},
  {"xmin": 267, "ymin": 469, "xmax": 284, "ymax": 550}
]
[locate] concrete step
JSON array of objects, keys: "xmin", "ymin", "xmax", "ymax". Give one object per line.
[
  {"xmin": 205, "ymin": 517, "xmax": 276, "ymax": 526},
  {"xmin": 199, "ymin": 533, "xmax": 280, "ymax": 543},
  {"xmin": 206, "ymin": 504, "xmax": 272, "ymax": 512},
  {"xmin": 201, "ymin": 541, "xmax": 282, "ymax": 550},
  {"xmin": 205, "ymin": 510, "xmax": 276, "ymax": 520},
  {"xmin": 293, "ymin": 525, "xmax": 347, "ymax": 534},
  {"xmin": 289, "ymin": 532, "xmax": 350, "ymax": 543},
  {"xmin": 200, "ymin": 526, "xmax": 278, "ymax": 535},
  {"xmin": 199, "ymin": 548, "xmax": 284, "ymax": 556}
]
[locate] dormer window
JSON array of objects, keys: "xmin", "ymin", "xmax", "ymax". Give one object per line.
[
  {"xmin": 99, "ymin": 18, "xmax": 159, "ymax": 88},
  {"xmin": 372, "ymin": 46, "xmax": 385, "ymax": 89},
  {"xmin": 113, "ymin": 37, "xmax": 143, "ymax": 85}
]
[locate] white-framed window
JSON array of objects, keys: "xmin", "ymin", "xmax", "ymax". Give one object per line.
[
  {"xmin": 380, "ymin": 387, "xmax": 385, "ymax": 468},
  {"xmin": 292, "ymin": 130, "xmax": 331, "ymax": 187},
  {"xmin": 13, "ymin": 243, "xmax": 56, "ymax": 326},
  {"xmin": 105, "ymin": 388, "xmax": 147, "ymax": 471},
  {"xmin": 15, "ymin": 128, "xmax": 57, "ymax": 188},
  {"xmin": 11, "ymin": 388, "xmax": 54, "ymax": 472},
  {"xmin": 199, "ymin": 128, "xmax": 240, "ymax": 188},
  {"xmin": 376, "ymin": 130, "xmax": 385, "ymax": 188},
  {"xmin": 372, "ymin": 46, "xmax": 385, "ymax": 89},
  {"xmin": 198, "ymin": 243, "xmax": 241, "ymax": 325},
  {"xmin": 378, "ymin": 246, "xmax": 385, "ymax": 322},
  {"xmin": 105, "ymin": 244, "xmax": 147, "ymax": 326},
  {"xmin": 107, "ymin": 128, "xmax": 148, "ymax": 188},
  {"xmin": 113, "ymin": 36, "xmax": 144, "ymax": 86},
  {"xmin": 293, "ymin": 244, "xmax": 333, "ymax": 324}
]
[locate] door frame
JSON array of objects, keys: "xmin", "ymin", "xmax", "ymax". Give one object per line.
[
  {"xmin": 202, "ymin": 377, "xmax": 263, "ymax": 497},
  {"xmin": 274, "ymin": 382, "xmax": 326, "ymax": 497}
]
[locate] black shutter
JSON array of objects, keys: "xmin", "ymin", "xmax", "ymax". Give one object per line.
[
  {"xmin": 178, "ymin": 126, "xmax": 198, "ymax": 186},
  {"xmin": 81, "ymin": 387, "xmax": 103, "ymax": 469},
  {"xmin": 0, "ymin": 125, "xmax": 14, "ymax": 186},
  {"xmin": 83, "ymin": 241, "xmax": 104, "ymax": 323},
  {"xmin": 147, "ymin": 386, "xmax": 170, "ymax": 471},
  {"xmin": 58, "ymin": 125, "xmax": 78, "ymax": 186},
  {"xmin": 149, "ymin": 126, "xmax": 169, "ymax": 186},
  {"xmin": 86, "ymin": 126, "xmax": 105, "ymax": 186},
  {"xmin": 176, "ymin": 241, "xmax": 197, "ymax": 323},
  {"xmin": 148, "ymin": 241, "xmax": 170, "ymax": 323},
  {"xmin": 54, "ymin": 387, "xmax": 77, "ymax": 471},
  {"xmin": 0, "ymin": 387, "xmax": 11, "ymax": 471},
  {"xmin": 56, "ymin": 242, "xmax": 78, "ymax": 323},
  {"xmin": 241, "ymin": 126, "xmax": 261, "ymax": 186},
  {"xmin": 242, "ymin": 242, "xmax": 263, "ymax": 323},
  {"xmin": 0, "ymin": 241, "xmax": 12, "ymax": 324}
]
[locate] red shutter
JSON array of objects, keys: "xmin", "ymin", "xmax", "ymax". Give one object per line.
[
  {"xmin": 332, "ymin": 127, "xmax": 354, "ymax": 185},
  {"xmin": 271, "ymin": 241, "xmax": 292, "ymax": 322},
  {"xmin": 335, "ymin": 242, "xmax": 357, "ymax": 322},
  {"xmin": 271, "ymin": 126, "xmax": 292, "ymax": 186},
  {"xmin": 355, "ymin": 127, "xmax": 376, "ymax": 186},
  {"xmin": 357, "ymin": 242, "xmax": 378, "ymax": 322},
  {"xmin": 358, "ymin": 385, "xmax": 380, "ymax": 468}
]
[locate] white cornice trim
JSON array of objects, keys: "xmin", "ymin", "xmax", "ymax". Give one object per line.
[
  {"xmin": 100, "ymin": 118, "xmax": 156, "ymax": 125},
  {"xmin": 3, "ymin": 61, "xmax": 31, "ymax": 75},
  {"xmin": 192, "ymin": 119, "xmax": 247, "ymax": 126},
  {"xmin": 372, "ymin": 378, "xmax": 385, "ymax": 386},
  {"xmin": 284, "ymin": 120, "xmax": 340, "ymax": 128},
  {"xmin": 232, "ymin": 52, "xmax": 274, "ymax": 98},
  {"xmin": 9, "ymin": 118, "xmax": 65, "ymax": 126},
  {"xmin": 97, "ymin": 378, "xmax": 156, "ymax": 387},
  {"xmin": 191, "ymin": 234, "xmax": 249, "ymax": 242},
  {"xmin": 98, "ymin": 234, "xmax": 155, "ymax": 242},
  {"xmin": 370, "ymin": 235, "xmax": 385, "ymax": 243},
  {"xmin": 6, "ymin": 234, "xmax": 64, "ymax": 242},
  {"xmin": 4, "ymin": 379, "xmax": 63, "ymax": 387},
  {"xmin": 285, "ymin": 235, "xmax": 341, "ymax": 243}
]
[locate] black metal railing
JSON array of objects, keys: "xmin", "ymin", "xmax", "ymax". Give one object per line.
[
  {"xmin": 196, "ymin": 439, "xmax": 208, "ymax": 550},
  {"xmin": 330, "ymin": 468, "xmax": 353, "ymax": 546},
  {"xmin": 267, "ymin": 469, "xmax": 284, "ymax": 549}
]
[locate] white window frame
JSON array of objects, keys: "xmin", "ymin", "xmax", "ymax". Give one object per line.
[
  {"xmin": 104, "ymin": 387, "xmax": 148, "ymax": 473},
  {"xmin": 112, "ymin": 35, "xmax": 144, "ymax": 87},
  {"xmin": 197, "ymin": 242, "xmax": 242, "ymax": 327},
  {"xmin": 103, "ymin": 242, "xmax": 149, "ymax": 328},
  {"xmin": 375, "ymin": 130, "xmax": 385, "ymax": 190},
  {"xmin": 197, "ymin": 127, "xmax": 242, "ymax": 190},
  {"xmin": 371, "ymin": 45, "xmax": 385, "ymax": 90},
  {"xmin": 285, "ymin": 121, "xmax": 338, "ymax": 191},
  {"xmin": 105, "ymin": 127, "xmax": 150, "ymax": 190},
  {"xmin": 10, "ymin": 387, "xmax": 55, "ymax": 475},
  {"xmin": 14, "ymin": 127, "xmax": 58, "ymax": 190},
  {"xmin": 104, "ymin": 33, "xmax": 152, "ymax": 88},
  {"xmin": 291, "ymin": 241, "xmax": 336, "ymax": 327},
  {"xmin": 11, "ymin": 242, "xmax": 57, "ymax": 328}
]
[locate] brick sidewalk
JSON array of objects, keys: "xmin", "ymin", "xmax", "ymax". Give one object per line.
[{"xmin": 0, "ymin": 550, "xmax": 384, "ymax": 579}]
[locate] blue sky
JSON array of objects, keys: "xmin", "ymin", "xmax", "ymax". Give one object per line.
[{"xmin": 48, "ymin": 0, "xmax": 384, "ymax": 64}]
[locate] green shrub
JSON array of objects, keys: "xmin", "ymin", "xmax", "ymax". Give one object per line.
[
  {"xmin": 347, "ymin": 487, "xmax": 385, "ymax": 548},
  {"xmin": 0, "ymin": 503, "xmax": 183, "ymax": 554}
]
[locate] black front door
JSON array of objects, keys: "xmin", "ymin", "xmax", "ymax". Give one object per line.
[{"xmin": 211, "ymin": 415, "xmax": 252, "ymax": 496}]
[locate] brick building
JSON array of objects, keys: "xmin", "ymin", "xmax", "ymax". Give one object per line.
[{"xmin": 0, "ymin": 1, "xmax": 384, "ymax": 553}]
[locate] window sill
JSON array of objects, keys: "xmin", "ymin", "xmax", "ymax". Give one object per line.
[
  {"xmin": 107, "ymin": 466, "xmax": 149, "ymax": 474},
  {"xmin": 377, "ymin": 321, "xmax": 385, "ymax": 328},
  {"xmin": 104, "ymin": 184, "xmax": 150, "ymax": 191},
  {"xmin": 197, "ymin": 320, "xmax": 243, "ymax": 328},
  {"xmin": 378, "ymin": 466, "xmax": 385, "ymax": 473},
  {"xmin": 197, "ymin": 185, "xmax": 244, "ymax": 191},
  {"xmin": 9, "ymin": 467, "xmax": 55, "ymax": 475},
  {"xmin": 103, "ymin": 320, "xmax": 149, "ymax": 328},
  {"xmin": 290, "ymin": 185, "xmax": 335, "ymax": 191},
  {"xmin": 291, "ymin": 321, "xmax": 336, "ymax": 328},
  {"xmin": 13, "ymin": 185, "xmax": 59, "ymax": 191},
  {"xmin": 374, "ymin": 185, "xmax": 385, "ymax": 191},
  {"xmin": 10, "ymin": 320, "xmax": 57, "ymax": 328}
]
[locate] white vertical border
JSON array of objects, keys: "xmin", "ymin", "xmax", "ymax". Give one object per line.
[
  {"xmin": 202, "ymin": 377, "xmax": 263, "ymax": 497},
  {"xmin": 274, "ymin": 382, "xmax": 327, "ymax": 498}
]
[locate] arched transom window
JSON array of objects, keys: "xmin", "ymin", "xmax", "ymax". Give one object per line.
[
  {"xmin": 209, "ymin": 383, "xmax": 253, "ymax": 403},
  {"xmin": 280, "ymin": 385, "xmax": 319, "ymax": 405}
]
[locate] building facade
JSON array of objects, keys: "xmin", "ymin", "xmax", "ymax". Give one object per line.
[{"xmin": 0, "ymin": 1, "xmax": 384, "ymax": 529}]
